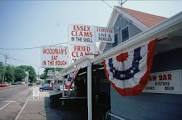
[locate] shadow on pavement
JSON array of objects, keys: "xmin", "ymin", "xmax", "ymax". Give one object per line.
[{"xmin": 44, "ymin": 96, "xmax": 87, "ymax": 120}]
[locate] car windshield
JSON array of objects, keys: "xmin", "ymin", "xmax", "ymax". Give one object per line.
[{"xmin": 43, "ymin": 84, "xmax": 50, "ymax": 87}]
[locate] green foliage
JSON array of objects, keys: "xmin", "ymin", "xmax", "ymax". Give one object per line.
[
  {"xmin": 18, "ymin": 65, "xmax": 36, "ymax": 83},
  {"xmin": 28, "ymin": 66, "xmax": 36, "ymax": 83},
  {"xmin": 0, "ymin": 62, "xmax": 4, "ymax": 82},
  {"xmin": 5, "ymin": 65, "xmax": 15, "ymax": 82},
  {"xmin": 14, "ymin": 67, "xmax": 26, "ymax": 82},
  {"xmin": 0, "ymin": 63, "xmax": 36, "ymax": 83}
]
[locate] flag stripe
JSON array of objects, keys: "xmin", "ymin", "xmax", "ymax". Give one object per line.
[{"xmin": 103, "ymin": 40, "xmax": 156, "ymax": 96}]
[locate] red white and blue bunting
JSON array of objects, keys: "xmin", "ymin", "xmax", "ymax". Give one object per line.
[
  {"xmin": 103, "ymin": 40, "xmax": 156, "ymax": 96},
  {"xmin": 65, "ymin": 69, "xmax": 79, "ymax": 89}
]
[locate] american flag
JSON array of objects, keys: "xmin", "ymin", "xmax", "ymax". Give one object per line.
[{"xmin": 65, "ymin": 69, "xmax": 79, "ymax": 89}]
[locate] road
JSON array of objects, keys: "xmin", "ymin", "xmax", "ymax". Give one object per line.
[{"xmin": 0, "ymin": 85, "xmax": 31, "ymax": 120}]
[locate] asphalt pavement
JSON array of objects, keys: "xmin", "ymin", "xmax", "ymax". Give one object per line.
[{"xmin": 0, "ymin": 85, "xmax": 31, "ymax": 120}]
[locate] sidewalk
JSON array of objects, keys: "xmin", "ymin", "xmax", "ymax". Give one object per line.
[
  {"xmin": 17, "ymin": 86, "xmax": 62, "ymax": 120},
  {"xmin": 17, "ymin": 88, "xmax": 86, "ymax": 120}
]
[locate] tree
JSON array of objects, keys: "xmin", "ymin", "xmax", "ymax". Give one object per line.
[
  {"xmin": 28, "ymin": 66, "xmax": 36, "ymax": 83},
  {"xmin": 5, "ymin": 65, "xmax": 15, "ymax": 83},
  {"xmin": 0, "ymin": 62, "xmax": 4, "ymax": 83},
  {"xmin": 14, "ymin": 67, "xmax": 26, "ymax": 82},
  {"xmin": 19, "ymin": 65, "xmax": 36, "ymax": 83}
]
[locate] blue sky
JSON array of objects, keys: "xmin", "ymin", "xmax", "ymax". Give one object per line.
[{"xmin": 0, "ymin": 1, "xmax": 182, "ymax": 73}]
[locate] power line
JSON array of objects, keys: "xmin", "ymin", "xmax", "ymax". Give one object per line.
[
  {"xmin": 121, "ymin": 0, "xmax": 128, "ymax": 6},
  {"xmin": 0, "ymin": 53, "xmax": 22, "ymax": 64},
  {"xmin": 0, "ymin": 52, "xmax": 39, "ymax": 68},
  {"xmin": 101, "ymin": 0, "xmax": 114, "ymax": 10},
  {"xmin": 101, "ymin": 0, "xmax": 128, "ymax": 13},
  {"xmin": 0, "ymin": 42, "xmax": 67, "ymax": 51}
]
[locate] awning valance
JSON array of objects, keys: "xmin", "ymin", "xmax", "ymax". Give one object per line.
[{"xmin": 103, "ymin": 40, "xmax": 156, "ymax": 96}]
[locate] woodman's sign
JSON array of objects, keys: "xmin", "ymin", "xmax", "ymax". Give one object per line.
[{"xmin": 41, "ymin": 47, "xmax": 68, "ymax": 68}]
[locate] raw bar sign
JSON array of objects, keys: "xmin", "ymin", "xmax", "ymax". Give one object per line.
[
  {"xmin": 95, "ymin": 26, "xmax": 114, "ymax": 43},
  {"xmin": 41, "ymin": 47, "xmax": 68, "ymax": 68},
  {"xmin": 69, "ymin": 44, "xmax": 95, "ymax": 62},
  {"xmin": 69, "ymin": 24, "xmax": 94, "ymax": 44},
  {"xmin": 144, "ymin": 70, "xmax": 182, "ymax": 94}
]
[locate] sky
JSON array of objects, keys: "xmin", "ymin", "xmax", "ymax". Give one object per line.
[{"xmin": 0, "ymin": 0, "xmax": 182, "ymax": 74}]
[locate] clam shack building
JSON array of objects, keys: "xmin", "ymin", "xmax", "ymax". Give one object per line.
[{"xmin": 60, "ymin": 7, "xmax": 182, "ymax": 120}]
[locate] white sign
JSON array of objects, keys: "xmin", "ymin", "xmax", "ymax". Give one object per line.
[
  {"xmin": 55, "ymin": 71, "xmax": 63, "ymax": 79},
  {"xmin": 68, "ymin": 44, "xmax": 96, "ymax": 63},
  {"xmin": 144, "ymin": 70, "xmax": 182, "ymax": 94},
  {"xmin": 68, "ymin": 24, "xmax": 114, "ymax": 44},
  {"xmin": 68, "ymin": 24, "xmax": 114, "ymax": 63},
  {"xmin": 41, "ymin": 47, "xmax": 68, "ymax": 68},
  {"xmin": 68, "ymin": 24, "xmax": 95, "ymax": 44},
  {"xmin": 47, "ymin": 70, "xmax": 54, "ymax": 76},
  {"xmin": 95, "ymin": 26, "xmax": 114, "ymax": 43}
]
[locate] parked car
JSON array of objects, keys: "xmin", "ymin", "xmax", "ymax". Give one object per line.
[
  {"xmin": 39, "ymin": 84, "xmax": 53, "ymax": 91},
  {"xmin": 0, "ymin": 83, "xmax": 9, "ymax": 87},
  {"xmin": 12, "ymin": 81, "xmax": 21, "ymax": 85},
  {"xmin": 28, "ymin": 83, "xmax": 33, "ymax": 86}
]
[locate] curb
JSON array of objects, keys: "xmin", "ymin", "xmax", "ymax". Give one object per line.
[{"xmin": 0, "ymin": 85, "xmax": 18, "ymax": 90}]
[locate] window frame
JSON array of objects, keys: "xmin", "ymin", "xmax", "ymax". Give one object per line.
[
  {"xmin": 112, "ymin": 33, "xmax": 118, "ymax": 47},
  {"xmin": 121, "ymin": 26, "xmax": 129, "ymax": 42}
]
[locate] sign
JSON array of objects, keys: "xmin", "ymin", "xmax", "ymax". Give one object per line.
[
  {"xmin": 69, "ymin": 44, "xmax": 96, "ymax": 62},
  {"xmin": 47, "ymin": 70, "xmax": 54, "ymax": 76},
  {"xmin": 68, "ymin": 24, "xmax": 114, "ymax": 44},
  {"xmin": 95, "ymin": 26, "xmax": 114, "ymax": 43},
  {"xmin": 41, "ymin": 47, "xmax": 68, "ymax": 68},
  {"xmin": 144, "ymin": 70, "xmax": 182, "ymax": 94},
  {"xmin": 68, "ymin": 24, "xmax": 114, "ymax": 63},
  {"xmin": 68, "ymin": 24, "xmax": 95, "ymax": 44},
  {"xmin": 55, "ymin": 71, "xmax": 63, "ymax": 79}
]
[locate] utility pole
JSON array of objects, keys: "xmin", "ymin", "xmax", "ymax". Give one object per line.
[
  {"xmin": 2, "ymin": 54, "xmax": 8, "ymax": 83},
  {"xmin": 120, "ymin": 0, "xmax": 127, "ymax": 6}
]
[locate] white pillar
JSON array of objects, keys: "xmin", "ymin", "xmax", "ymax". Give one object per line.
[
  {"xmin": 62, "ymin": 79, "xmax": 65, "ymax": 97},
  {"xmin": 87, "ymin": 62, "xmax": 92, "ymax": 120}
]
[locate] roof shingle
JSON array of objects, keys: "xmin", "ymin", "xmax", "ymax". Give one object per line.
[{"xmin": 121, "ymin": 7, "xmax": 167, "ymax": 28}]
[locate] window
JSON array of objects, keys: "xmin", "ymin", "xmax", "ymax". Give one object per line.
[
  {"xmin": 122, "ymin": 27, "xmax": 129, "ymax": 42},
  {"xmin": 112, "ymin": 34, "xmax": 118, "ymax": 47}
]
